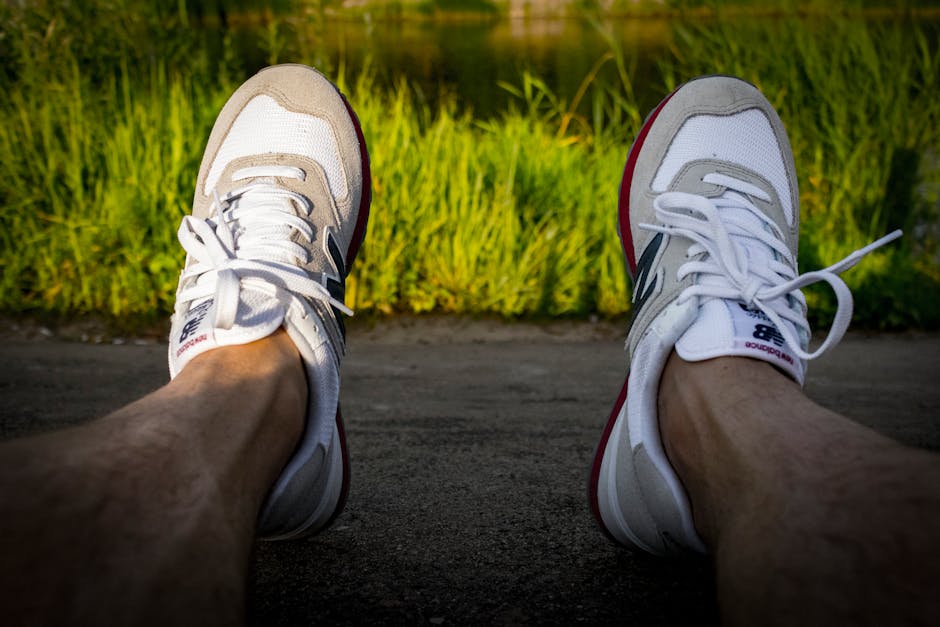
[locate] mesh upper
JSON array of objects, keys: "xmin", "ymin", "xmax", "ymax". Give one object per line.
[
  {"xmin": 652, "ymin": 108, "xmax": 794, "ymax": 225},
  {"xmin": 204, "ymin": 94, "xmax": 347, "ymax": 199}
]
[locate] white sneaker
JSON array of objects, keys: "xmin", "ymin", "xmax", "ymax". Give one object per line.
[
  {"xmin": 168, "ymin": 64, "xmax": 371, "ymax": 539},
  {"xmin": 588, "ymin": 75, "xmax": 900, "ymax": 554}
]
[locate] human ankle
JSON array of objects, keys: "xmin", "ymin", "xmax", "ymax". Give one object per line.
[
  {"xmin": 658, "ymin": 354, "xmax": 798, "ymax": 447},
  {"xmin": 656, "ymin": 353, "xmax": 798, "ymax": 545},
  {"xmin": 174, "ymin": 330, "xmax": 306, "ymax": 413},
  {"xmin": 158, "ymin": 330, "xmax": 307, "ymax": 498}
]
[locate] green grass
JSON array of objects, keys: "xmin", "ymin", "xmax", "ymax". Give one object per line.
[
  {"xmin": 344, "ymin": 73, "xmax": 630, "ymax": 316},
  {"xmin": 1, "ymin": 2, "xmax": 939, "ymax": 328}
]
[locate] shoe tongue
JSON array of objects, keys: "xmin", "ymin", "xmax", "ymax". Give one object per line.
[
  {"xmin": 675, "ymin": 298, "xmax": 805, "ymax": 384},
  {"xmin": 168, "ymin": 290, "xmax": 286, "ymax": 378}
]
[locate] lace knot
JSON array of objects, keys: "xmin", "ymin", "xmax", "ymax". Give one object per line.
[
  {"xmin": 740, "ymin": 277, "xmax": 763, "ymax": 306},
  {"xmin": 642, "ymin": 174, "xmax": 902, "ymax": 363},
  {"xmin": 174, "ymin": 165, "xmax": 354, "ymax": 330}
]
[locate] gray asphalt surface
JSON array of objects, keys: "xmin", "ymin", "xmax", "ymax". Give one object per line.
[{"xmin": 2, "ymin": 317, "xmax": 939, "ymax": 626}]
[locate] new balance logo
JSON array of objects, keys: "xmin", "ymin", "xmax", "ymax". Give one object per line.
[
  {"xmin": 179, "ymin": 299, "xmax": 213, "ymax": 343},
  {"xmin": 325, "ymin": 232, "xmax": 346, "ymax": 302},
  {"xmin": 323, "ymin": 229, "xmax": 348, "ymax": 340},
  {"xmin": 632, "ymin": 232, "xmax": 664, "ymax": 314},
  {"xmin": 753, "ymin": 323, "xmax": 785, "ymax": 346}
]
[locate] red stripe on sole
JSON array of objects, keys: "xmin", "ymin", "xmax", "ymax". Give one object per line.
[
  {"xmin": 588, "ymin": 375, "xmax": 630, "ymax": 541},
  {"xmin": 339, "ymin": 91, "xmax": 372, "ymax": 273},
  {"xmin": 321, "ymin": 406, "xmax": 351, "ymax": 532},
  {"xmin": 618, "ymin": 88, "xmax": 680, "ymax": 273},
  {"xmin": 320, "ymin": 86, "xmax": 368, "ymax": 532}
]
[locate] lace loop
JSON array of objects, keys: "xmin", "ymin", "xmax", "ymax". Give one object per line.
[
  {"xmin": 741, "ymin": 278, "xmax": 763, "ymax": 306},
  {"xmin": 641, "ymin": 176, "xmax": 901, "ymax": 362}
]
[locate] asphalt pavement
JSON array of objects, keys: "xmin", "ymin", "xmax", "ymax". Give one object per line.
[{"xmin": 2, "ymin": 317, "xmax": 938, "ymax": 625}]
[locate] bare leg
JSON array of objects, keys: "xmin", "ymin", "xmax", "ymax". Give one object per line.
[
  {"xmin": 0, "ymin": 330, "xmax": 305, "ymax": 626},
  {"xmin": 659, "ymin": 352, "xmax": 940, "ymax": 626}
]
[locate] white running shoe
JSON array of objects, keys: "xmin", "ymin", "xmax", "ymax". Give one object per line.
[
  {"xmin": 168, "ymin": 64, "xmax": 371, "ymax": 539},
  {"xmin": 588, "ymin": 75, "xmax": 901, "ymax": 554}
]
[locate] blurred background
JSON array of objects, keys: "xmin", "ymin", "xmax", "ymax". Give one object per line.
[{"xmin": 1, "ymin": 0, "xmax": 938, "ymax": 329}]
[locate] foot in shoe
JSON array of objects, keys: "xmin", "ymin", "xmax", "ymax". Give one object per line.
[
  {"xmin": 168, "ymin": 64, "xmax": 371, "ymax": 540},
  {"xmin": 589, "ymin": 75, "xmax": 900, "ymax": 555}
]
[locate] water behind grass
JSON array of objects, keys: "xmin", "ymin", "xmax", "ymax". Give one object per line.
[{"xmin": 224, "ymin": 14, "xmax": 676, "ymax": 117}]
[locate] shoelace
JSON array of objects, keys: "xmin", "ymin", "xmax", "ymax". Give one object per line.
[
  {"xmin": 175, "ymin": 165, "xmax": 353, "ymax": 330},
  {"xmin": 641, "ymin": 172, "xmax": 902, "ymax": 362}
]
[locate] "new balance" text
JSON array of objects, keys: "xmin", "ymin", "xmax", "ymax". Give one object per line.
[
  {"xmin": 745, "ymin": 341, "xmax": 794, "ymax": 365},
  {"xmin": 176, "ymin": 333, "xmax": 208, "ymax": 358}
]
